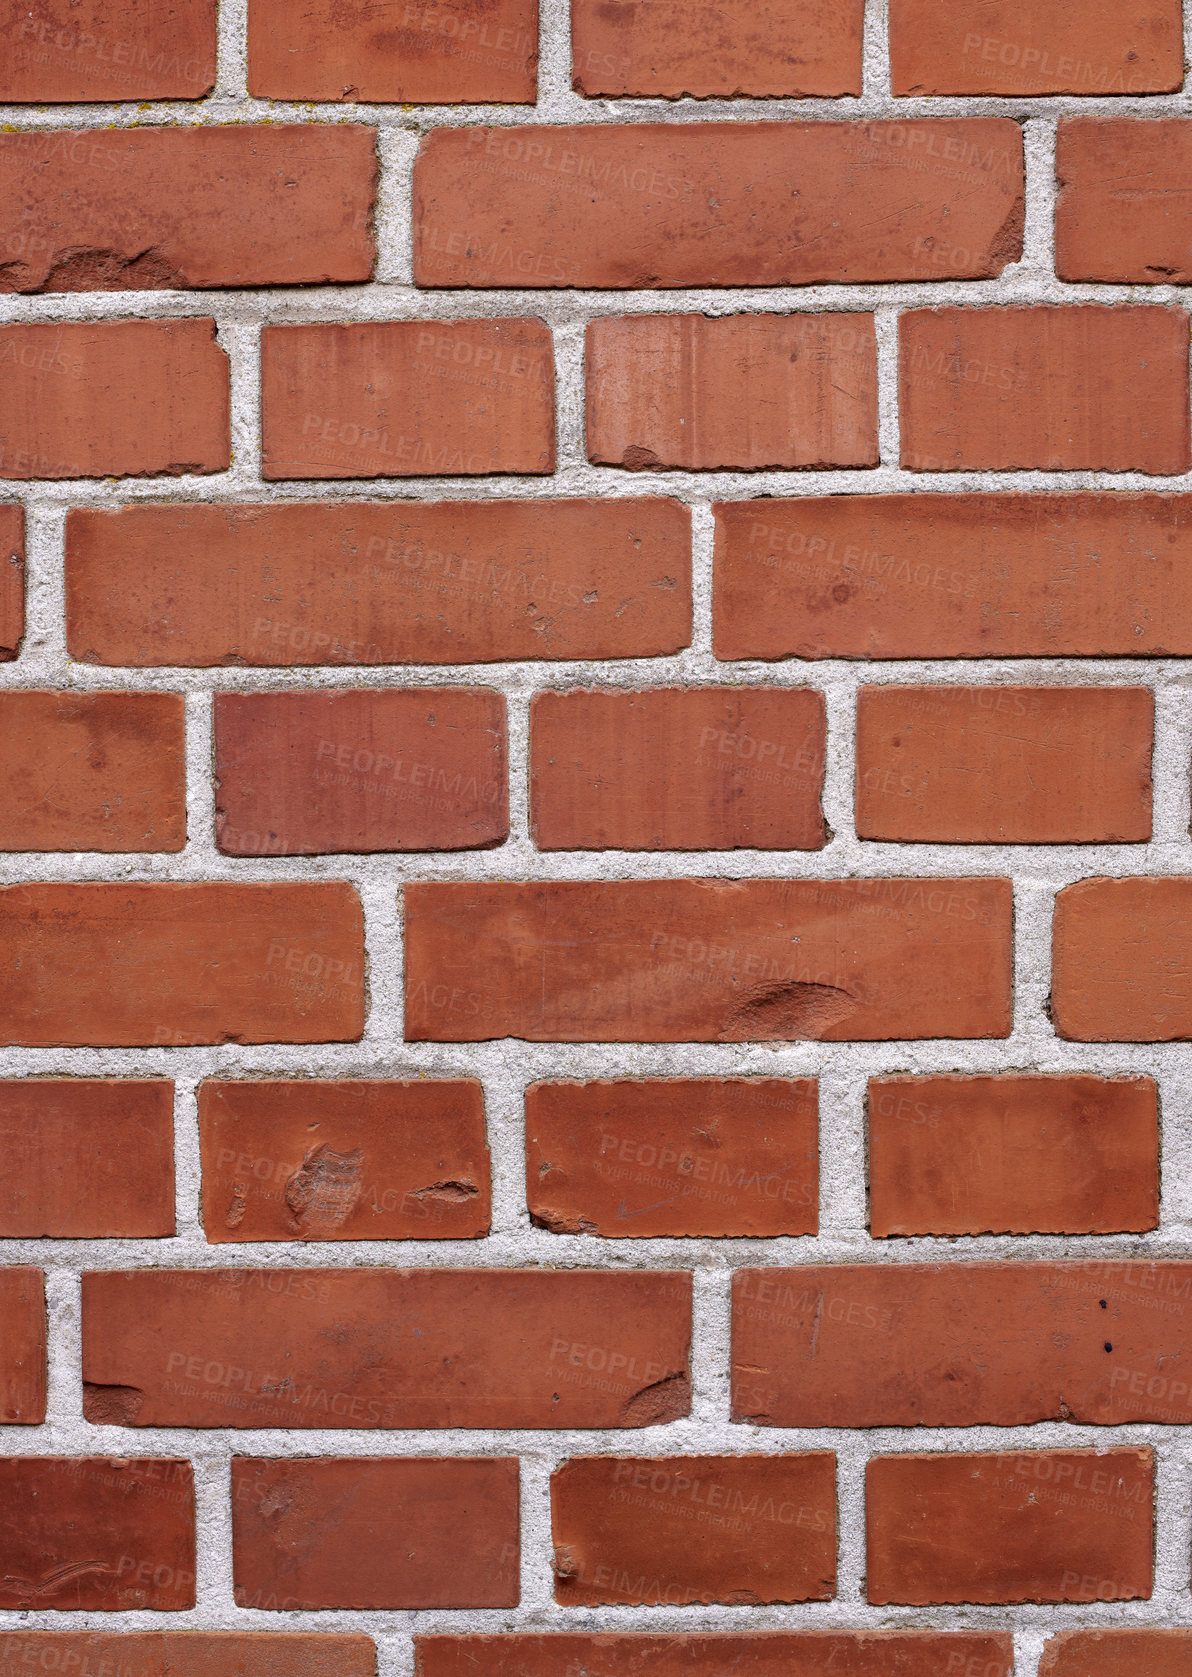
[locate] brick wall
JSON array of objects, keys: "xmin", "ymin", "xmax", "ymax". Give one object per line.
[{"xmin": 2, "ymin": 0, "xmax": 1192, "ymax": 1674}]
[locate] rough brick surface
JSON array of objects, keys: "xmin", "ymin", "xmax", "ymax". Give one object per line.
[
  {"xmin": 1041, "ymin": 1631, "xmax": 1192, "ymax": 1676},
  {"xmin": 232, "ymin": 1458, "xmax": 519, "ymax": 1609},
  {"xmin": 1057, "ymin": 120, "xmax": 1192, "ymax": 283},
  {"xmin": 0, "ymin": 504, "xmax": 22, "ymax": 659},
  {"xmin": 0, "ymin": 0, "xmax": 216, "ymax": 99},
  {"xmin": 0, "ymin": 319, "xmax": 229, "ymax": 479},
  {"xmin": 0, "ymin": 691, "xmax": 186, "ymax": 851},
  {"xmin": 900, "ymin": 306, "xmax": 1191, "ymax": 473},
  {"xmin": 198, "ymin": 1078, "xmax": 490, "ymax": 1241},
  {"xmin": 855, "ymin": 685, "xmax": 1153, "ymax": 843},
  {"xmin": 0, "ymin": 127, "xmax": 376, "ymax": 292},
  {"xmin": 525, "ymin": 1078, "xmax": 818, "ymax": 1236},
  {"xmin": 550, "ymin": 1455, "xmax": 836, "ymax": 1604},
  {"xmin": 585, "ymin": 315, "xmax": 877, "ymax": 471},
  {"xmin": 415, "ymin": 1635, "xmax": 1017, "ymax": 1677},
  {"xmin": 0, "ymin": 883, "xmax": 364, "ymax": 1046},
  {"xmin": 0, "ymin": 1268, "xmax": 46, "ymax": 1423},
  {"xmin": 260, "ymin": 321, "xmax": 555, "ymax": 478},
  {"xmin": 413, "ymin": 122, "xmax": 1023, "ymax": 287},
  {"xmin": 65, "ymin": 500, "xmax": 691, "ymax": 665},
  {"xmin": 405, "ymin": 879, "xmax": 1013, "ymax": 1041},
  {"xmin": 0, "ymin": 1080, "xmax": 175, "ymax": 1237},
  {"xmin": 866, "ymin": 1451, "xmax": 1154, "ymax": 1604},
  {"xmin": 571, "ymin": 0, "xmax": 864, "ymax": 97},
  {"xmin": 214, "ymin": 689, "xmax": 508, "ymax": 854},
  {"xmin": 714, "ymin": 493, "xmax": 1192, "ymax": 659},
  {"xmin": 81, "ymin": 1269, "xmax": 692, "ymax": 1427},
  {"xmin": 529, "ymin": 688, "xmax": 827, "ymax": 851},
  {"xmin": 889, "ymin": 0, "xmax": 1183, "ymax": 94},
  {"xmin": 1053, "ymin": 878, "xmax": 1192, "ymax": 1040},
  {"xmin": 868, "ymin": 1075, "xmax": 1159, "ymax": 1237},
  {"xmin": 731, "ymin": 1262, "xmax": 1192, "ymax": 1426},
  {"xmin": 0, "ymin": 1459, "xmax": 196, "ymax": 1610},
  {"xmin": 0, "ymin": 1636, "xmax": 375, "ymax": 1677},
  {"xmin": 248, "ymin": 0, "xmax": 537, "ymax": 102}
]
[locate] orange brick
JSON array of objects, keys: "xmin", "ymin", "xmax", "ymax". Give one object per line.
[
  {"xmin": 586, "ymin": 315, "xmax": 877, "ymax": 471},
  {"xmin": 867, "ymin": 1451, "xmax": 1153, "ymax": 1604},
  {"xmin": 1053, "ymin": 878, "xmax": 1192, "ymax": 1040},
  {"xmin": 0, "ymin": 692, "xmax": 185, "ymax": 851},
  {"xmin": 415, "ymin": 1635, "xmax": 1017, "ymax": 1677},
  {"xmin": 261, "ymin": 321, "xmax": 555, "ymax": 479},
  {"xmin": 0, "ymin": 0, "xmax": 216, "ymax": 99},
  {"xmin": 526, "ymin": 1079, "xmax": 817, "ymax": 1237},
  {"xmin": 868, "ymin": 1075, "xmax": 1159, "ymax": 1236},
  {"xmin": 198, "ymin": 1079, "xmax": 490, "ymax": 1242},
  {"xmin": 530, "ymin": 688, "xmax": 826, "ymax": 851},
  {"xmin": 855, "ymin": 686, "xmax": 1153, "ymax": 843},
  {"xmin": 0, "ymin": 1269, "xmax": 45, "ymax": 1424},
  {"xmin": 214, "ymin": 689, "xmax": 507, "ymax": 855}
]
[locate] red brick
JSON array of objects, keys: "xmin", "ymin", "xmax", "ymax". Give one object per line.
[
  {"xmin": 0, "ymin": 1459, "xmax": 195, "ymax": 1610},
  {"xmin": 415, "ymin": 1634, "xmax": 1016, "ymax": 1677},
  {"xmin": 0, "ymin": 320, "xmax": 229, "ymax": 480},
  {"xmin": 413, "ymin": 122, "xmax": 1023, "ymax": 287},
  {"xmin": 0, "ymin": 1636, "xmax": 374, "ymax": 1677},
  {"xmin": 572, "ymin": 0, "xmax": 863, "ymax": 96},
  {"xmin": 0, "ymin": 127, "xmax": 374, "ymax": 293},
  {"xmin": 585, "ymin": 315, "xmax": 877, "ymax": 471},
  {"xmin": 0, "ymin": 1081, "xmax": 174, "ymax": 1238},
  {"xmin": 1058, "ymin": 120, "xmax": 1192, "ymax": 283},
  {"xmin": 232, "ymin": 1458, "xmax": 518, "ymax": 1609},
  {"xmin": 0, "ymin": 883, "xmax": 363, "ymax": 1047},
  {"xmin": 866, "ymin": 1450, "xmax": 1153, "ymax": 1605},
  {"xmin": 900, "ymin": 306, "xmax": 1191, "ymax": 473},
  {"xmin": 214, "ymin": 690, "xmax": 507, "ymax": 855},
  {"xmin": 868, "ymin": 1075, "xmax": 1159, "ymax": 1237},
  {"xmin": 550, "ymin": 1455, "xmax": 835, "ymax": 1605},
  {"xmin": 890, "ymin": 0, "xmax": 1182, "ymax": 94},
  {"xmin": 713, "ymin": 493, "xmax": 1192, "ymax": 661},
  {"xmin": 260, "ymin": 321, "xmax": 554, "ymax": 480},
  {"xmin": 1041, "ymin": 1631, "xmax": 1192, "ymax": 1677},
  {"xmin": 198, "ymin": 1079, "xmax": 490, "ymax": 1242},
  {"xmin": 529, "ymin": 688, "xmax": 827, "ymax": 851},
  {"xmin": 0, "ymin": 1269, "xmax": 45, "ymax": 1424},
  {"xmin": 0, "ymin": 0, "xmax": 216, "ymax": 99},
  {"xmin": 249, "ymin": 0, "xmax": 536, "ymax": 100},
  {"xmin": 404, "ymin": 879, "xmax": 1012, "ymax": 1042},
  {"xmin": 855, "ymin": 685, "xmax": 1153, "ymax": 843},
  {"xmin": 525, "ymin": 1079, "xmax": 817, "ymax": 1237},
  {"xmin": 0, "ymin": 692, "xmax": 185, "ymax": 852},
  {"xmin": 0, "ymin": 505, "xmax": 23, "ymax": 659},
  {"xmin": 731, "ymin": 1261, "xmax": 1192, "ymax": 1427},
  {"xmin": 65, "ymin": 500, "xmax": 691, "ymax": 666},
  {"xmin": 81, "ymin": 1269, "xmax": 691, "ymax": 1428},
  {"xmin": 1054, "ymin": 878, "xmax": 1192, "ymax": 1041}
]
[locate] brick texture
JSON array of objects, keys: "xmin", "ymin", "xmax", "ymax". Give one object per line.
[
  {"xmin": 0, "ymin": 127, "xmax": 376, "ymax": 291},
  {"xmin": 529, "ymin": 688, "xmax": 827, "ymax": 850},
  {"xmin": 0, "ymin": 1080, "xmax": 175, "ymax": 1237},
  {"xmin": 0, "ymin": 1459, "xmax": 196, "ymax": 1609},
  {"xmin": 866, "ymin": 1450, "xmax": 1154, "ymax": 1604},
  {"xmin": 855, "ymin": 685, "xmax": 1153, "ymax": 843},
  {"xmin": 65, "ymin": 500, "xmax": 691, "ymax": 665},
  {"xmin": 232, "ymin": 1457, "xmax": 519, "ymax": 1608},
  {"xmin": 0, "ymin": 691, "xmax": 186, "ymax": 851},
  {"xmin": 260, "ymin": 321, "xmax": 555, "ymax": 479},
  {"xmin": 9, "ymin": 0, "xmax": 1192, "ymax": 1657},
  {"xmin": 198, "ymin": 1078, "xmax": 490, "ymax": 1241},
  {"xmin": 405, "ymin": 879, "xmax": 1012, "ymax": 1040},
  {"xmin": 867, "ymin": 1075, "xmax": 1159, "ymax": 1237},
  {"xmin": 413, "ymin": 122, "xmax": 1023, "ymax": 287},
  {"xmin": 81, "ymin": 1269, "xmax": 692, "ymax": 1427},
  {"xmin": 585, "ymin": 314, "xmax": 877, "ymax": 471},
  {"xmin": 0, "ymin": 1268, "xmax": 46, "ymax": 1423},
  {"xmin": 900, "ymin": 306, "xmax": 1191, "ymax": 473},
  {"xmin": 214, "ymin": 689, "xmax": 508, "ymax": 854},
  {"xmin": 525, "ymin": 1078, "xmax": 818, "ymax": 1236},
  {"xmin": 550, "ymin": 1455, "xmax": 836, "ymax": 1604}
]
